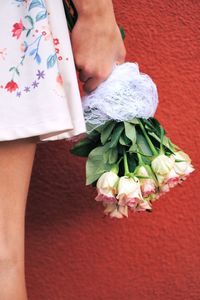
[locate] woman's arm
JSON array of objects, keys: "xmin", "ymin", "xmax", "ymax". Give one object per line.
[{"xmin": 70, "ymin": 0, "xmax": 126, "ymax": 93}]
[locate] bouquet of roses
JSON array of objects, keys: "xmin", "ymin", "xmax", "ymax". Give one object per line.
[{"xmin": 64, "ymin": 1, "xmax": 194, "ymax": 218}]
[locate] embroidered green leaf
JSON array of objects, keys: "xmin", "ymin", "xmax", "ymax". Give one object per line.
[
  {"xmin": 26, "ymin": 29, "xmax": 31, "ymax": 37},
  {"xmin": 15, "ymin": 68, "xmax": 20, "ymax": 76},
  {"xmin": 29, "ymin": 0, "xmax": 44, "ymax": 11},
  {"xmin": 36, "ymin": 10, "xmax": 47, "ymax": 22},
  {"xmin": 9, "ymin": 67, "xmax": 15, "ymax": 72},
  {"xmin": 25, "ymin": 15, "xmax": 34, "ymax": 27},
  {"xmin": 47, "ymin": 54, "xmax": 57, "ymax": 69},
  {"xmin": 35, "ymin": 53, "xmax": 41, "ymax": 64}
]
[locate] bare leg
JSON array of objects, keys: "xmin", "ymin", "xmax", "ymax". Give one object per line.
[{"xmin": 0, "ymin": 136, "xmax": 38, "ymax": 300}]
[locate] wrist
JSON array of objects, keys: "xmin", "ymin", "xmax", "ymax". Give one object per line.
[{"xmin": 72, "ymin": 0, "xmax": 115, "ymax": 19}]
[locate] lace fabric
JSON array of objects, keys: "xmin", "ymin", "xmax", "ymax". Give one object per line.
[{"xmin": 82, "ymin": 62, "xmax": 158, "ymax": 132}]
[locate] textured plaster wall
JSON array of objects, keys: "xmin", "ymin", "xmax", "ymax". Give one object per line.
[{"xmin": 26, "ymin": 1, "xmax": 200, "ymax": 299}]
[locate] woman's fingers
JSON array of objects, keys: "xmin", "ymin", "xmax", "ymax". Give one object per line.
[
  {"xmin": 78, "ymin": 69, "xmax": 91, "ymax": 83},
  {"xmin": 82, "ymin": 67, "xmax": 113, "ymax": 93},
  {"xmin": 83, "ymin": 77, "xmax": 102, "ymax": 93}
]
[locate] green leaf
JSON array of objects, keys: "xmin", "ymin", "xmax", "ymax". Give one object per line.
[
  {"xmin": 70, "ymin": 130, "xmax": 100, "ymax": 157},
  {"xmin": 70, "ymin": 128, "xmax": 102, "ymax": 157},
  {"xmin": 85, "ymin": 122, "xmax": 97, "ymax": 133},
  {"xmin": 88, "ymin": 144, "xmax": 110, "ymax": 160},
  {"xmin": 117, "ymin": 143, "xmax": 125, "ymax": 155},
  {"xmin": 136, "ymin": 132, "xmax": 153, "ymax": 156},
  {"xmin": 119, "ymin": 131, "xmax": 131, "ymax": 146},
  {"xmin": 86, "ymin": 159, "xmax": 105, "ymax": 185},
  {"xmin": 148, "ymin": 132, "xmax": 175, "ymax": 153},
  {"xmin": 110, "ymin": 123, "xmax": 124, "ymax": 148},
  {"xmin": 92, "ymin": 122, "xmax": 108, "ymax": 134},
  {"xmin": 108, "ymin": 147, "xmax": 118, "ymax": 164},
  {"xmin": 63, "ymin": 0, "xmax": 78, "ymax": 32},
  {"xmin": 127, "ymin": 153, "xmax": 137, "ymax": 172},
  {"xmin": 143, "ymin": 118, "xmax": 166, "ymax": 137},
  {"xmin": 101, "ymin": 121, "xmax": 116, "ymax": 144},
  {"xmin": 86, "ymin": 145, "xmax": 111, "ymax": 185},
  {"xmin": 124, "ymin": 122, "xmax": 136, "ymax": 144},
  {"xmin": 70, "ymin": 138, "xmax": 94, "ymax": 157},
  {"xmin": 129, "ymin": 118, "xmax": 140, "ymax": 125},
  {"xmin": 103, "ymin": 149, "xmax": 110, "ymax": 163},
  {"xmin": 129, "ymin": 143, "xmax": 138, "ymax": 153},
  {"xmin": 119, "ymin": 25, "xmax": 125, "ymax": 40}
]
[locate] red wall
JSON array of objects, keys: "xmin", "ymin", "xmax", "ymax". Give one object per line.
[{"xmin": 26, "ymin": 1, "xmax": 200, "ymax": 299}]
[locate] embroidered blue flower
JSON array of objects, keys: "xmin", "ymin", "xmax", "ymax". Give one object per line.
[
  {"xmin": 36, "ymin": 69, "xmax": 45, "ymax": 80},
  {"xmin": 16, "ymin": 91, "xmax": 21, "ymax": 97},
  {"xmin": 24, "ymin": 86, "xmax": 30, "ymax": 93},
  {"xmin": 32, "ymin": 80, "xmax": 39, "ymax": 88}
]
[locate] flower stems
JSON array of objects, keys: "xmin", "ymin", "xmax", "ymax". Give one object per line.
[
  {"xmin": 138, "ymin": 119, "xmax": 158, "ymax": 156},
  {"xmin": 159, "ymin": 126, "xmax": 165, "ymax": 154},
  {"xmin": 123, "ymin": 148, "xmax": 130, "ymax": 176},
  {"xmin": 111, "ymin": 164, "xmax": 119, "ymax": 174},
  {"xmin": 137, "ymin": 151, "xmax": 144, "ymax": 166}
]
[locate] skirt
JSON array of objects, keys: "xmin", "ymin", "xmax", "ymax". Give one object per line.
[{"xmin": 0, "ymin": 0, "xmax": 86, "ymax": 143}]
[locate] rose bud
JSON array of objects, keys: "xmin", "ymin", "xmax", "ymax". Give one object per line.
[
  {"xmin": 151, "ymin": 154, "xmax": 175, "ymax": 176},
  {"xmin": 171, "ymin": 151, "xmax": 195, "ymax": 178},
  {"xmin": 95, "ymin": 171, "xmax": 119, "ymax": 203},
  {"xmin": 134, "ymin": 165, "xmax": 157, "ymax": 198},
  {"xmin": 103, "ymin": 202, "xmax": 128, "ymax": 219},
  {"xmin": 116, "ymin": 176, "xmax": 143, "ymax": 208},
  {"xmin": 133, "ymin": 200, "xmax": 152, "ymax": 212},
  {"xmin": 157, "ymin": 167, "xmax": 180, "ymax": 190}
]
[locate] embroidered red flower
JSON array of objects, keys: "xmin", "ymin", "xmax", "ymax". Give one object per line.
[
  {"xmin": 53, "ymin": 38, "xmax": 59, "ymax": 45},
  {"xmin": 5, "ymin": 81, "xmax": 19, "ymax": 93},
  {"xmin": 12, "ymin": 19, "xmax": 24, "ymax": 39},
  {"xmin": 56, "ymin": 74, "xmax": 63, "ymax": 85}
]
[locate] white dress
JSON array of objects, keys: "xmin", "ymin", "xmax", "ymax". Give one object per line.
[{"xmin": 0, "ymin": 0, "xmax": 86, "ymax": 143}]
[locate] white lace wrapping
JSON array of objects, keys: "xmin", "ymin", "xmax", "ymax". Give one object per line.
[{"xmin": 82, "ymin": 62, "xmax": 158, "ymax": 132}]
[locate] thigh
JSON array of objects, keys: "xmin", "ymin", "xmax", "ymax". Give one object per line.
[{"xmin": 0, "ymin": 136, "xmax": 37, "ymax": 260}]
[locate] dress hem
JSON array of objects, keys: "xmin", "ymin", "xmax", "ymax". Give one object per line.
[{"xmin": 0, "ymin": 116, "xmax": 86, "ymax": 143}]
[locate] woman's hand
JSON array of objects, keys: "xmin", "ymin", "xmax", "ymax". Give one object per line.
[{"xmin": 70, "ymin": 1, "xmax": 126, "ymax": 93}]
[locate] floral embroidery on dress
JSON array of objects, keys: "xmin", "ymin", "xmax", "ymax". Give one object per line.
[
  {"xmin": 2, "ymin": 0, "xmax": 67, "ymax": 97},
  {"xmin": 0, "ymin": 48, "xmax": 7, "ymax": 60}
]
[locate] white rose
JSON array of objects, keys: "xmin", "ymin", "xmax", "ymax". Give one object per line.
[
  {"xmin": 171, "ymin": 151, "xmax": 194, "ymax": 177},
  {"xmin": 103, "ymin": 203, "xmax": 128, "ymax": 218},
  {"xmin": 151, "ymin": 154, "xmax": 175, "ymax": 176},
  {"xmin": 135, "ymin": 165, "xmax": 157, "ymax": 197},
  {"xmin": 116, "ymin": 176, "xmax": 143, "ymax": 208},
  {"xmin": 133, "ymin": 200, "xmax": 152, "ymax": 212},
  {"xmin": 95, "ymin": 171, "xmax": 119, "ymax": 203}
]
